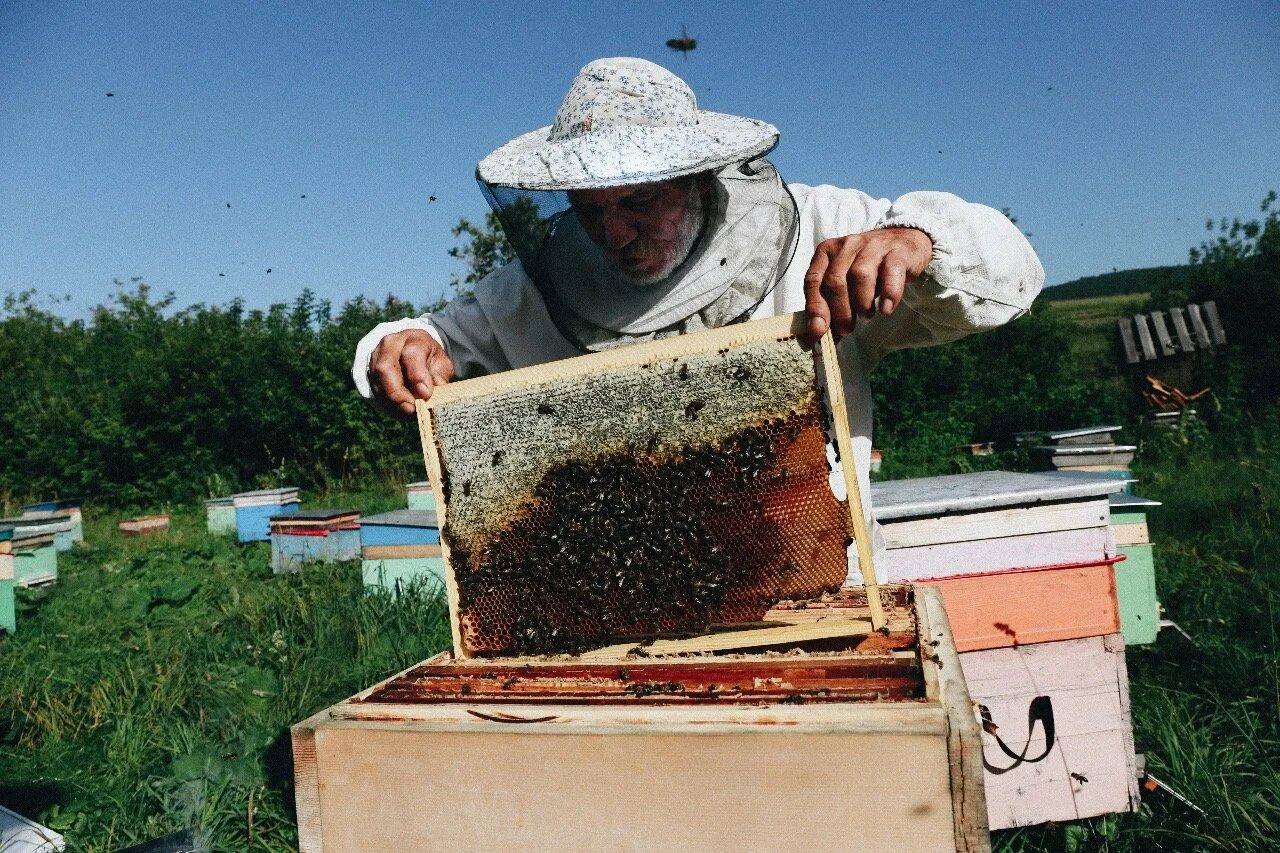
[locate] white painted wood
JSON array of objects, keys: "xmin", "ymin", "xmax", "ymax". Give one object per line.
[
  {"xmin": 880, "ymin": 499, "xmax": 1110, "ymax": 549},
  {"xmin": 959, "ymin": 634, "xmax": 1139, "ymax": 830},
  {"xmin": 881, "ymin": 526, "xmax": 1114, "ymax": 581},
  {"xmin": 1045, "ymin": 425, "xmax": 1123, "ymax": 442},
  {"xmin": 1109, "ymin": 493, "xmax": 1161, "ymax": 509},
  {"xmin": 870, "ymin": 472, "xmax": 1124, "ymax": 521},
  {"xmin": 0, "ymin": 805, "xmax": 65, "ymax": 852}
]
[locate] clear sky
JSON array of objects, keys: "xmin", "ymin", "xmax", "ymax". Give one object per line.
[{"xmin": 3, "ymin": 0, "xmax": 1277, "ymax": 317}]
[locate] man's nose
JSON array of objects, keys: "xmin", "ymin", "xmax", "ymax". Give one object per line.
[{"xmin": 601, "ymin": 210, "xmax": 638, "ymax": 250}]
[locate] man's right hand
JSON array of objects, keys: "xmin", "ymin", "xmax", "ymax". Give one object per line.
[{"xmin": 369, "ymin": 330, "xmax": 456, "ymax": 416}]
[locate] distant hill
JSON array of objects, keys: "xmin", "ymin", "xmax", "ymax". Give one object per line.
[{"xmin": 1042, "ymin": 264, "xmax": 1192, "ymax": 302}]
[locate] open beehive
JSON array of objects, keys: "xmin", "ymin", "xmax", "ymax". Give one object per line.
[
  {"xmin": 293, "ymin": 585, "xmax": 988, "ymax": 852},
  {"xmin": 415, "ymin": 312, "xmax": 882, "ymax": 658},
  {"xmin": 292, "ymin": 314, "xmax": 987, "ymax": 851}
]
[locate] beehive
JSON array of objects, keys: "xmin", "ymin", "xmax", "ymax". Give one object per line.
[
  {"xmin": 416, "ymin": 312, "xmax": 881, "ymax": 658},
  {"xmin": 292, "ymin": 585, "xmax": 988, "ymax": 852}
]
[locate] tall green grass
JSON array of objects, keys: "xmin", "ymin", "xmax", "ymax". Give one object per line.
[{"xmin": 0, "ymin": 505, "xmax": 451, "ymax": 851}]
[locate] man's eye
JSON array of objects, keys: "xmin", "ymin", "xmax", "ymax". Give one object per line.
[{"xmin": 625, "ymin": 190, "xmax": 659, "ymax": 209}]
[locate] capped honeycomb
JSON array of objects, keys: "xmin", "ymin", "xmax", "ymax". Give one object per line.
[{"xmin": 422, "ymin": 319, "xmax": 855, "ymax": 657}]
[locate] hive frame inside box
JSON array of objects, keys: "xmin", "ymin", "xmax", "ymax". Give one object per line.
[
  {"xmin": 292, "ymin": 584, "xmax": 988, "ymax": 853},
  {"xmin": 415, "ymin": 312, "xmax": 883, "ymax": 658}
]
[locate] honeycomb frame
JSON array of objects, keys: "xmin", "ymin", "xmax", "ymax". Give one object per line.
[{"xmin": 416, "ymin": 312, "xmax": 883, "ymax": 658}]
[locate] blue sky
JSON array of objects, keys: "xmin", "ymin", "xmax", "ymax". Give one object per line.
[{"xmin": 2, "ymin": 0, "xmax": 1277, "ymax": 317}]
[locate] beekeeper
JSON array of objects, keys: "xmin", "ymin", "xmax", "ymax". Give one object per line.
[{"xmin": 352, "ymin": 56, "xmax": 1043, "ymax": 520}]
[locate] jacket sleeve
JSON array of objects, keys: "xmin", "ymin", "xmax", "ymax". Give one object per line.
[
  {"xmin": 350, "ymin": 266, "xmax": 526, "ymax": 403},
  {"xmin": 852, "ymin": 190, "xmax": 1045, "ymax": 370}
]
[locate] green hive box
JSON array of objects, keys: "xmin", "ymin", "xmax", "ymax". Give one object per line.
[
  {"xmin": 1110, "ymin": 494, "xmax": 1161, "ymax": 645},
  {"xmin": 205, "ymin": 498, "xmax": 237, "ymax": 535},
  {"xmin": 14, "ymin": 544, "xmax": 57, "ymax": 588},
  {"xmin": 1, "ymin": 552, "xmax": 14, "ymax": 634},
  {"xmin": 362, "ymin": 558, "xmax": 444, "ymax": 596}
]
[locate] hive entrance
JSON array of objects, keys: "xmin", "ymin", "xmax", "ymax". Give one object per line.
[{"xmin": 418, "ymin": 313, "xmax": 879, "ymax": 658}]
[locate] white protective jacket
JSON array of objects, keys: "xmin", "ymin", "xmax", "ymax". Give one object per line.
[{"xmin": 352, "ymin": 185, "xmax": 1044, "ymax": 579}]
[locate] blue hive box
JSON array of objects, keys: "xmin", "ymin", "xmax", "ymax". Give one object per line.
[
  {"xmin": 232, "ymin": 487, "xmax": 300, "ymax": 542},
  {"xmin": 270, "ymin": 510, "xmax": 361, "ymax": 573},
  {"xmin": 359, "ymin": 510, "xmax": 442, "ymax": 595},
  {"xmin": 22, "ymin": 499, "xmax": 84, "ymax": 544}
]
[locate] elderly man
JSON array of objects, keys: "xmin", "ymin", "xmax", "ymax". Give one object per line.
[{"xmin": 353, "ymin": 58, "xmax": 1043, "ymax": 562}]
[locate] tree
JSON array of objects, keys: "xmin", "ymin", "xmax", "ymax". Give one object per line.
[{"xmin": 446, "ymin": 196, "xmax": 548, "ymax": 297}]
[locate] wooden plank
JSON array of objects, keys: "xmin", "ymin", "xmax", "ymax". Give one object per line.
[
  {"xmin": 0, "ymin": 804, "xmax": 65, "ymax": 852},
  {"xmin": 291, "ymin": 716, "xmax": 326, "ymax": 853},
  {"xmin": 870, "ymin": 471, "xmax": 1123, "ymax": 522},
  {"xmin": 1187, "ymin": 303, "xmax": 1213, "ymax": 348},
  {"xmin": 1111, "ymin": 521, "xmax": 1149, "ymax": 546},
  {"xmin": 1132, "ymin": 314, "xmax": 1158, "ymax": 361},
  {"xmin": 1109, "ymin": 510, "xmax": 1147, "ymax": 526},
  {"xmin": 1201, "ymin": 300, "xmax": 1227, "ymax": 345},
  {"xmin": 1168, "ymin": 306, "xmax": 1196, "ymax": 352},
  {"xmin": 925, "ymin": 564, "xmax": 1120, "ymax": 652},
  {"xmin": 361, "ymin": 543, "xmax": 442, "ymax": 560},
  {"xmin": 880, "ymin": 498, "xmax": 1110, "ymax": 549},
  {"xmin": 1149, "ymin": 310, "xmax": 1177, "ymax": 357},
  {"xmin": 818, "ymin": 329, "xmax": 885, "ymax": 629},
  {"xmin": 1116, "ymin": 318, "xmax": 1140, "ymax": 364},
  {"xmin": 915, "ymin": 585, "xmax": 992, "ymax": 852},
  {"xmin": 576, "ymin": 617, "xmax": 875, "ymax": 661},
  {"xmin": 1115, "ymin": 545, "xmax": 1160, "ymax": 645},
  {"xmin": 882, "ymin": 527, "xmax": 1114, "ymax": 582},
  {"xmin": 959, "ymin": 634, "xmax": 1139, "ymax": 829}
]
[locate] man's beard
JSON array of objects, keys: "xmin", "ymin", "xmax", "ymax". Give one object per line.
[{"xmin": 616, "ymin": 190, "xmax": 707, "ymax": 287}]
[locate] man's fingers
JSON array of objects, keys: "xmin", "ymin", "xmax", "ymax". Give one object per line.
[
  {"xmin": 427, "ymin": 349, "xmax": 456, "ymax": 388},
  {"xmin": 848, "ymin": 245, "xmax": 888, "ymax": 319},
  {"xmin": 803, "ymin": 246, "xmax": 833, "ymax": 341},
  {"xmin": 401, "ymin": 340, "xmax": 437, "ymax": 400},
  {"xmin": 879, "ymin": 252, "xmax": 909, "ymax": 316}
]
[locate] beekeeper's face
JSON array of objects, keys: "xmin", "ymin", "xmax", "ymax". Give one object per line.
[{"xmin": 569, "ymin": 176, "xmax": 707, "ymax": 284}]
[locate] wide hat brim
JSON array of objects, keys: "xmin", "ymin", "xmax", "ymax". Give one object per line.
[{"xmin": 477, "ymin": 111, "xmax": 779, "ymax": 191}]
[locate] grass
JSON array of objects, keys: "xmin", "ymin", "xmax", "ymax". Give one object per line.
[
  {"xmin": 0, "ymin": 499, "xmax": 451, "ymax": 851},
  {"xmin": 1044, "ymin": 294, "xmax": 1152, "ymax": 379}
]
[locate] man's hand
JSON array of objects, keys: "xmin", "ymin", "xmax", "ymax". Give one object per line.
[
  {"xmin": 803, "ymin": 227, "xmax": 933, "ymax": 342},
  {"xmin": 369, "ymin": 330, "xmax": 456, "ymax": 416}
]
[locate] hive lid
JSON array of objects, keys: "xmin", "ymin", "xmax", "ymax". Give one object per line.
[
  {"xmin": 270, "ymin": 508, "xmax": 358, "ymax": 523},
  {"xmin": 871, "ymin": 471, "xmax": 1125, "ymax": 521},
  {"xmin": 205, "ymin": 496, "xmax": 235, "ymax": 508},
  {"xmin": 1045, "ymin": 425, "xmax": 1123, "ymax": 441},
  {"xmin": 360, "ymin": 509, "xmax": 439, "ymax": 528},
  {"xmin": 417, "ymin": 312, "xmax": 881, "ymax": 658},
  {"xmin": 1109, "ymin": 493, "xmax": 1162, "ymax": 509},
  {"xmin": 1032, "ymin": 444, "xmax": 1138, "ymax": 455}
]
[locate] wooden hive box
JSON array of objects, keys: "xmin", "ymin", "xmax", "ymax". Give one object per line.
[
  {"xmin": 959, "ymin": 634, "xmax": 1140, "ymax": 829},
  {"xmin": 1108, "ymin": 493, "xmax": 1161, "ymax": 645},
  {"xmin": 292, "ymin": 585, "xmax": 988, "ymax": 852},
  {"xmin": 22, "ymin": 499, "xmax": 84, "ymax": 544},
  {"xmin": 118, "ymin": 514, "xmax": 171, "ymax": 538},
  {"xmin": 405, "ymin": 480, "xmax": 437, "ymax": 511},
  {"xmin": 359, "ymin": 510, "xmax": 443, "ymax": 595},
  {"xmin": 870, "ymin": 472, "xmax": 1124, "ymax": 653},
  {"xmin": 204, "ymin": 496, "xmax": 237, "ymax": 535},
  {"xmin": 9, "ymin": 524, "xmax": 58, "ymax": 588},
  {"xmin": 231, "ymin": 487, "xmax": 300, "ymax": 542},
  {"xmin": 294, "ymin": 315, "xmax": 991, "ymax": 849},
  {"xmin": 1, "ymin": 527, "xmax": 14, "ymax": 634},
  {"xmin": 269, "ymin": 510, "xmax": 361, "ymax": 573}
]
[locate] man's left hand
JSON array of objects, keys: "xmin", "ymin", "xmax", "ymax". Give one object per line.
[{"xmin": 803, "ymin": 227, "xmax": 933, "ymax": 342}]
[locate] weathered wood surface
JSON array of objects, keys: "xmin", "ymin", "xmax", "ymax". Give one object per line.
[
  {"xmin": 1202, "ymin": 299, "xmax": 1227, "ymax": 345},
  {"xmin": 1187, "ymin": 302, "xmax": 1213, "ymax": 348},
  {"xmin": 1132, "ymin": 314, "xmax": 1158, "ymax": 360},
  {"xmin": 959, "ymin": 634, "xmax": 1139, "ymax": 829},
  {"xmin": 292, "ymin": 586, "xmax": 989, "ymax": 853},
  {"xmin": 1111, "ymin": 521, "xmax": 1149, "ymax": 546},
  {"xmin": 882, "ymin": 527, "xmax": 1114, "ymax": 582},
  {"xmin": 1149, "ymin": 310, "xmax": 1178, "ymax": 356},
  {"xmin": 870, "ymin": 471, "xmax": 1123, "ymax": 521},
  {"xmin": 925, "ymin": 563, "xmax": 1120, "ymax": 652},
  {"xmin": 880, "ymin": 498, "xmax": 1110, "ymax": 549},
  {"xmin": 1108, "ymin": 493, "xmax": 1160, "ymax": 509},
  {"xmin": 1168, "ymin": 306, "xmax": 1196, "ymax": 352},
  {"xmin": 576, "ymin": 616, "xmax": 875, "ymax": 661},
  {"xmin": 360, "ymin": 543, "xmax": 442, "ymax": 559},
  {"xmin": 1045, "ymin": 425, "xmax": 1122, "ymax": 444},
  {"xmin": 1117, "ymin": 318, "xmax": 1140, "ymax": 363},
  {"xmin": 361, "ymin": 557, "xmax": 444, "ymax": 595},
  {"xmin": 1032, "ymin": 446, "xmax": 1136, "ymax": 469},
  {"xmin": 1115, "ymin": 545, "xmax": 1159, "ymax": 645},
  {"xmin": 359, "ymin": 509, "xmax": 438, "ymax": 528}
]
